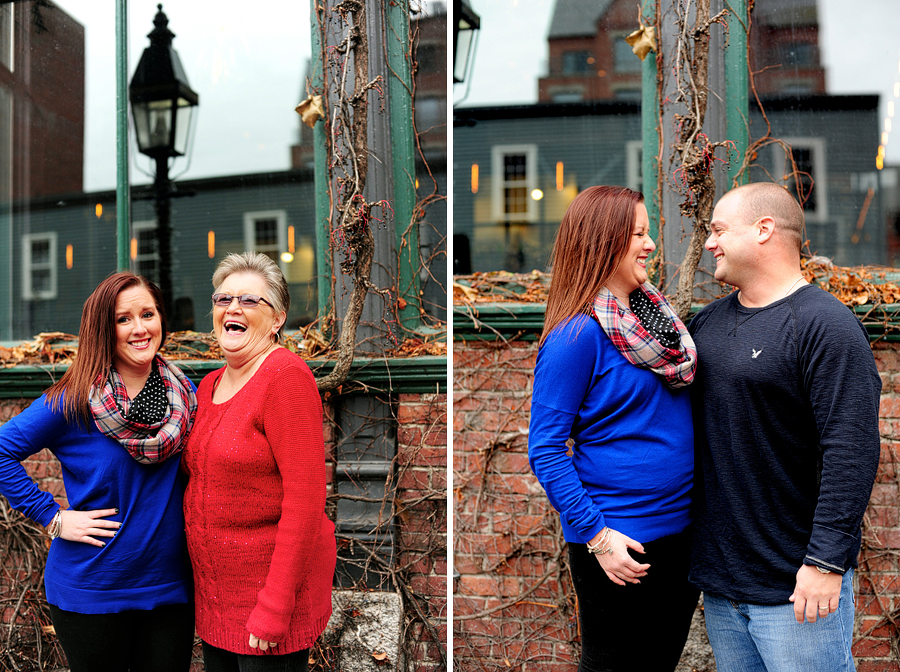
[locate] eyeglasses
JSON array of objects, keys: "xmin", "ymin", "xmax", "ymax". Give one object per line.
[{"xmin": 211, "ymin": 293, "xmax": 274, "ymax": 309}]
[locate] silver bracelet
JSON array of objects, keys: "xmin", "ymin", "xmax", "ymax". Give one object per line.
[
  {"xmin": 46, "ymin": 509, "xmax": 63, "ymax": 539},
  {"xmin": 587, "ymin": 527, "xmax": 612, "ymax": 554}
]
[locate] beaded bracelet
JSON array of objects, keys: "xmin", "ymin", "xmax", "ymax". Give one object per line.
[{"xmin": 587, "ymin": 527, "xmax": 612, "ymax": 555}]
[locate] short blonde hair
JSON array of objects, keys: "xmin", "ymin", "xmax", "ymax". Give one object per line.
[{"xmin": 212, "ymin": 251, "xmax": 290, "ymax": 342}]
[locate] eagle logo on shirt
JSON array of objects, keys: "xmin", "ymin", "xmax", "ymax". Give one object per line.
[{"xmin": 751, "ymin": 348, "xmax": 763, "ymax": 359}]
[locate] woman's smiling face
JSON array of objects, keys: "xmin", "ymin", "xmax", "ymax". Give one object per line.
[
  {"xmin": 607, "ymin": 202, "xmax": 655, "ymax": 301},
  {"xmin": 113, "ymin": 285, "xmax": 162, "ymax": 377},
  {"xmin": 213, "ymin": 271, "xmax": 285, "ymax": 362}
]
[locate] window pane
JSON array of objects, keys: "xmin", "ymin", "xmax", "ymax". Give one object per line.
[
  {"xmin": 31, "ymin": 240, "xmax": 50, "ymax": 265},
  {"xmin": 613, "ymin": 38, "xmax": 641, "ymax": 73},
  {"xmin": 504, "ymin": 186, "xmax": 527, "ymax": 214},
  {"xmin": 790, "ymin": 147, "xmax": 816, "ymax": 212},
  {"xmin": 137, "ymin": 229, "xmax": 156, "ymax": 256},
  {"xmin": 503, "ymin": 155, "xmax": 526, "ymax": 182},
  {"xmin": 32, "ymin": 269, "xmax": 50, "ymax": 293},
  {"xmin": 254, "ymin": 218, "xmax": 278, "ymax": 247}
]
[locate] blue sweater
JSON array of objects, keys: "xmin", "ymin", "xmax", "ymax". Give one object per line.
[
  {"xmin": 529, "ymin": 314, "xmax": 694, "ymax": 545},
  {"xmin": 0, "ymin": 394, "xmax": 192, "ymax": 613}
]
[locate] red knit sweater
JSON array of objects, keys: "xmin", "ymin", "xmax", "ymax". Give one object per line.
[{"xmin": 182, "ymin": 348, "xmax": 335, "ymax": 655}]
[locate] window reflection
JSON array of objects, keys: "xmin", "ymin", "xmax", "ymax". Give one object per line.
[
  {"xmin": 2, "ymin": 0, "xmax": 447, "ymax": 338},
  {"xmin": 455, "ymin": 0, "xmax": 900, "ymax": 273}
]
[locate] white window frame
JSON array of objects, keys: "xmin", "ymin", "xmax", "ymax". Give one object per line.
[
  {"xmin": 626, "ymin": 141, "xmax": 643, "ymax": 193},
  {"xmin": 132, "ymin": 219, "xmax": 159, "ymax": 282},
  {"xmin": 776, "ymin": 137, "xmax": 828, "ymax": 223},
  {"xmin": 491, "ymin": 144, "xmax": 538, "ymax": 223},
  {"xmin": 0, "ymin": 3, "xmax": 14, "ymax": 72},
  {"xmin": 243, "ymin": 210, "xmax": 288, "ymax": 272},
  {"xmin": 22, "ymin": 232, "xmax": 57, "ymax": 300}
]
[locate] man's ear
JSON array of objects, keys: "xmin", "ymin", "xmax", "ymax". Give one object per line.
[{"xmin": 755, "ymin": 216, "xmax": 775, "ymax": 244}]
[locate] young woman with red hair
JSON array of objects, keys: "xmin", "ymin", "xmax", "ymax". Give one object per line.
[{"xmin": 529, "ymin": 186, "xmax": 699, "ymax": 671}]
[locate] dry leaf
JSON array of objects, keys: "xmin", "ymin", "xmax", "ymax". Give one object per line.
[
  {"xmin": 453, "ymin": 282, "xmax": 479, "ymax": 304},
  {"xmin": 295, "ymin": 95, "xmax": 325, "ymax": 129},
  {"xmin": 624, "ymin": 24, "xmax": 657, "ymax": 61}
]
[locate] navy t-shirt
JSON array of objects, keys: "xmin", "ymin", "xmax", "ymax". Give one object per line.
[{"xmin": 688, "ymin": 285, "xmax": 881, "ymax": 604}]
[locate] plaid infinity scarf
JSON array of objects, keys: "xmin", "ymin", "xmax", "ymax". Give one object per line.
[
  {"xmin": 592, "ymin": 283, "xmax": 697, "ymax": 389},
  {"xmin": 89, "ymin": 354, "xmax": 197, "ymax": 463}
]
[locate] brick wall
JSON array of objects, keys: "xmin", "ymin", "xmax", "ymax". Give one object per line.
[
  {"xmin": 454, "ymin": 337, "xmax": 900, "ymax": 672},
  {"xmin": 397, "ymin": 393, "xmax": 448, "ymax": 672},
  {"xmin": 0, "ymin": 391, "xmax": 447, "ymax": 672}
]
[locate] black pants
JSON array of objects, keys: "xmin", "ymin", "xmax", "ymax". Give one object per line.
[
  {"xmin": 202, "ymin": 641, "xmax": 310, "ymax": 672},
  {"xmin": 569, "ymin": 529, "xmax": 699, "ymax": 672},
  {"xmin": 48, "ymin": 602, "xmax": 195, "ymax": 672}
]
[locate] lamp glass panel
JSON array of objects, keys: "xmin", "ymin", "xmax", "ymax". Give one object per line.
[
  {"xmin": 173, "ymin": 102, "xmax": 193, "ymax": 155},
  {"xmin": 146, "ymin": 99, "xmax": 174, "ymax": 150},
  {"xmin": 454, "ymin": 28, "xmax": 473, "ymax": 82},
  {"xmin": 132, "ymin": 101, "xmax": 151, "ymax": 151}
]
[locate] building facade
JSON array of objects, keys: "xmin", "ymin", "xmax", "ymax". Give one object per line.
[{"xmin": 453, "ymin": 95, "xmax": 886, "ymax": 274}]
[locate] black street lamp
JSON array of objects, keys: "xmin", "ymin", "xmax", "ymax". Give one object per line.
[
  {"xmin": 129, "ymin": 3, "xmax": 198, "ymax": 318},
  {"xmin": 453, "ymin": 0, "xmax": 480, "ymax": 84}
]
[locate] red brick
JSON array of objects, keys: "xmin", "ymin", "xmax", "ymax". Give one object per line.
[
  {"xmin": 856, "ymin": 661, "xmax": 900, "ymax": 672},
  {"xmin": 398, "ymin": 425, "xmax": 423, "ymax": 446},
  {"xmin": 423, "ymin": 428, "xmax": 447, "ymax": 447},
  {"xmin": 879, "ymin": 396, "xmax": 900, "ymax": 418},
  {"xmin": 853, "ymin": 637, "xmax": 893, "ymax": 658},
  {"xmin": 398, "ymin": 469, "xmax": 430, "ymax": 491},
  {"xmin": 868, "ymin": 505, "xmax": 900, "ymax": 528},
  {"xmin": 869, "ymin": 483, "xmax": 899, "ymax": 507},
  {"xmin": 491, "ymin": 451, "xmax": 532, "ymax": 474},
  {"xmin": 859, "ymin": 573, "xmax": 900, "ymax": 594}
]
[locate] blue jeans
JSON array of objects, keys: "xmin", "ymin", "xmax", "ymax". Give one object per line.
[{"xmin": 703, "ymin": 569, "xmax": 856, "ymax": 672}]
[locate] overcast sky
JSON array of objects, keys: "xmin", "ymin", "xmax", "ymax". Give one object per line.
[
  {"xmin": 456, "ymin": 0, "xmax": 900, "ymax": 164},
  {"xmin": 53, "ymin": 0, "xmax": 314, "ymax": 192}
]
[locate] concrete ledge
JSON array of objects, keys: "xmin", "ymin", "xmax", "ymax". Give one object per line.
[{"xmin": 322, "ymin": 590, "xmax": 404, "ymax": 671}]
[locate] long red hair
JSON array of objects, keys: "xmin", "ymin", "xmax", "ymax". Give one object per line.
[
  {"xmin": 45, "ymin": 272, "xmax": 168, "ymax": 426},
  {"xmin": 540, "ymin": 185, "xmax": 645, "ymax": 347}
]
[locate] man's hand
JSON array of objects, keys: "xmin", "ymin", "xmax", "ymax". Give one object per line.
[{"xmin": 788, "ymin": 564, "xmax": 842, "ymax": 623}]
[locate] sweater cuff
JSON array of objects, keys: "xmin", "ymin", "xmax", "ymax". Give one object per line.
[
  {"xmin": 805, "ymin": 523, "xmax": 856, "ymax": 574},
  {"xmin": 573, "ymin": 515, "xmax": 607, "ymax": 545},
  {"xmin": 246, "ymin": 590, "xmax": 297, "ymax": 643}
]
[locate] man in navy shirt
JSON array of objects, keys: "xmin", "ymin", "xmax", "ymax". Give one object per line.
[{"xmin": 688, "ymin": 182, "xmax": 881, "ymax": 672}]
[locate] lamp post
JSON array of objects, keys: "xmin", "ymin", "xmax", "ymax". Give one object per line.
[
  {"xmin": 129, "ymin": 3, "xmax": 198, "ymax": 318},
  {"xmin": 453, "ymin": 0, "xmax": 480, "ymax": 84}
]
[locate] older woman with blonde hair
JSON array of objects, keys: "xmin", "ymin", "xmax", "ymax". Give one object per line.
[
  {"xmin": 182, "ymin": 251, "xmax": 335, "ymax": 672},
  {"xmin": 529, "ymin": 186, "xmax": 699, "ymax": 671}
]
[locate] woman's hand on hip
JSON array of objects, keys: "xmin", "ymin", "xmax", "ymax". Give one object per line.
[
  {"xmin": 249, "ymin": 633, "xmax": 278, "ymax": 651},
  {"xmin": 59, "ymin": 508, "xmax": 120, "ymax": 547},
  {"xmin": 591, "ymin": 528, "xmax": 650, "ymax": 586}
]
